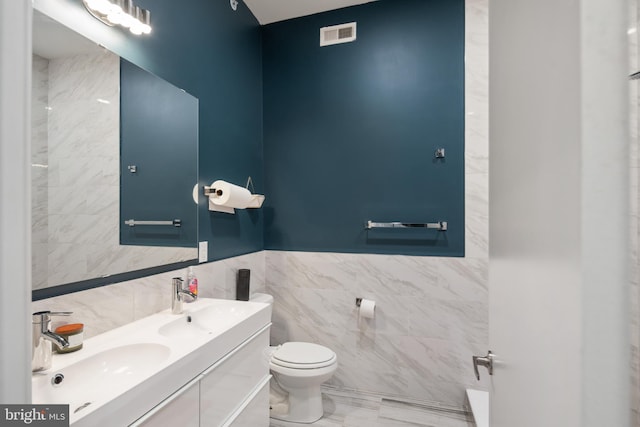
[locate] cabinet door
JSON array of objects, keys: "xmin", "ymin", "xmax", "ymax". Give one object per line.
[
  {"xmin": 131, "ymin": 379, "xmax": 199, "ymax": 427},
  {"xmin": 200, "ymin": 327, "xmax": 270, "ymax": 426},
  {"xmin": 224, "ymin": 378, "xmax": 270, "ymax": 427}
]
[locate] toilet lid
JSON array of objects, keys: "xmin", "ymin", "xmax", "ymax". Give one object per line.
[{"xmin": 271, "ymin": 342, "xmax": 336, "ymax": 369}]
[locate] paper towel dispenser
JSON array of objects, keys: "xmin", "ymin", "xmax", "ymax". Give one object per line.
[{"xmin": 204, "ymin": 176, "xmax": 265, "ymax": 214}]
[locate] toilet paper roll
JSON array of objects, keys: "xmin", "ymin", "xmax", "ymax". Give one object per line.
[
  {"xmin": 209, "ymin": 180, "xmax": 253, "ymax": 209},
  {"xmin": 358, "ymin": 299, "xmax": 376, "ymax": 319}
]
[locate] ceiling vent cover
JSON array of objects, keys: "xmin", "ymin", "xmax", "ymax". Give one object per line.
[{"xmin": 320, "ymin": 22, "xmax": 357, "ymax": 47}]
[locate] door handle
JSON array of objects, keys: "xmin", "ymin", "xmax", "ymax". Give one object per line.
[{"xmin": 472, "ymin": 350, "xmax": 494, "ymax": 380}]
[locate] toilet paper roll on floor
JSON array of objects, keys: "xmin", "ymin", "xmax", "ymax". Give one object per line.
[
  {"xmin": 209, "ymin": 180, "xmax": 253, "ymax": 209},
  {"xmin": 358, "ymin": 299, "xmax": 376, "ymax": 319}
]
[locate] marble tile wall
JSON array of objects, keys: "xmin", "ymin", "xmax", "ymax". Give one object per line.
[
  {"xmin": 265, "ymin": 0, "xmax": 489, "ymax": 410},
  {"xmin": 32, "ymin": 251, "xmax": 266, "ymax": 339},
  {"xmin": 266, "ymin": 252, "xmax": 489, "ymax": 408},
  {"xmin": 35, "ymin": 50, "xmax": 195, "ymax": 290},
  {"xmin": 630, "ymin": 0, "xmax": 640, "ymax": 423},
  {"xmin": 32, "ymin": 55, "xmax": 49, "ymax": 289},
  {"xmin": 45, "ymin": 50, "xmax": 120, "ymax": 287}
]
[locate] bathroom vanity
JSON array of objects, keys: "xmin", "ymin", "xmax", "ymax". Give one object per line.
[{"xmin": 31, "ymin": 298, "xmax": 271, "ymax": 427}]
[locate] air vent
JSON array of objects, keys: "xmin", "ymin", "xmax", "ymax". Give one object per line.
[{"xmin": 320, "ymin": 22, "xmax": 357, "ymax": 47}]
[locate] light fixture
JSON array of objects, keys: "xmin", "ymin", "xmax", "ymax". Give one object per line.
[
  {"xmin": 83, "ymin": 0, "xmax": 152, "ymax": 35},
  {"xmin": 130, "ymin": 7, "xmax": 151, "ymax": 35}
]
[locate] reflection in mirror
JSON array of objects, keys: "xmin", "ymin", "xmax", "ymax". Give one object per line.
[
  {"xmin": 120, "ymin": 59, "xmax": 198, "ymax": 248},
  {"xmin": 32, "ymin": 10, "xmax": 198, "ymax": 293}
]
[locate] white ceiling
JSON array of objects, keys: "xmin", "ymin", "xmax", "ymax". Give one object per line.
[{"xmin": 242, "ymin": 0, "xmax": 377, "ymax": 25}]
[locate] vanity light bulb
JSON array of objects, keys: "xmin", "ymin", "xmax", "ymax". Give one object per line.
[
  {"xmin": 129, "ymin": 7, "xmax": 151, "ymax": 35},
  {"xmin": 119, "ymin": 0, "xmax": 135, "ymax": 28},
  {"xmin": 84, "ymin": 0, "xmax": 151, "ymax": 36},
  {"xmin": 138, "ymin": 8, "xmax": 151, "ymax": 34},
  {"xmin": 129, "ymin": 24, "xmax": 143, "ymax": 35},
  {"xmin": 130, "ymin": 7, "xmax": 143, "ymax": 35},
  {"xmin": 106, "ymin": 11, "xmax": 124, "ymax": 25},
  {"xmin": 108, "ymin": 0, "xmax": 123, "ymax": 15},
  {"xmin": 120, "ymin": 13, "xmax": 135, "ymax": 28},
  {"xmin": 87, "ymin": 0, "xmax": 112, "ymax": 15}
]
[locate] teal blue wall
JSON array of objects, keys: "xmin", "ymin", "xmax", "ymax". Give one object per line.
[
  {"xmin": 38, "ymin": 0, "xmax": 464, "ymax": 265},
  {"xmin": 262, "ymin": 0, "xmax": 465, "ymax": 256},
  {"xmin": 116, "ymin": 0, "xmax": 265, "ymax": 260}
]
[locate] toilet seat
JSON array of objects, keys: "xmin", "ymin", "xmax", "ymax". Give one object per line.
[{"xmin": 271, "ymin": 342, "xmax": 337, "ymax": 370}]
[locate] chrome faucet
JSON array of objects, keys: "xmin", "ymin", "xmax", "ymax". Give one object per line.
[
  {"xmin": 172, "ymin": 277, "xmax": 197, "ymax": 314},
  {"xmin": 32, "ymin": 311, "xmax": 71, "ymax": 372}
]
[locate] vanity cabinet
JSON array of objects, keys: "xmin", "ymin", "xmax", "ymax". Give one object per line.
[
  {"xmin": 136, "ymin": 379, "xmax": 200, "ymax": 427},
  {"xmin": 224, "ymin": 378, "xmax": 270, "ymax": 427},
  {"xmin": 200, "ymin": 326, "xmax": 269, "ymax": 426},
  {"xmin": 131, "ymin": 325, "xmax": 270, "ymax": 427}
]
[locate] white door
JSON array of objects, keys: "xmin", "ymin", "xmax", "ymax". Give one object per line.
[{"xmin": 487, "ymin": 1, "xmax": 629, "ymax": 426}]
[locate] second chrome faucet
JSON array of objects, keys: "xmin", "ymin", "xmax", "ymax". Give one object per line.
[
  {"xmin": 171, "ymin": 277, "xmax": 197, "ymax": 314},
  {"xmin": 32, "ymin": 311, "xmax": 71, "ymax": 372}
]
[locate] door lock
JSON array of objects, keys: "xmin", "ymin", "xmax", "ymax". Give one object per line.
[{"xmin": 472, "ymin": 350, "xmax": 494, "ymax": 380}]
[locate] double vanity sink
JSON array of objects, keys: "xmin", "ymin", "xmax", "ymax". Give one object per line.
[{"xmin": 32, "ymin": 298, "xmax": 272, "ymax": 426}]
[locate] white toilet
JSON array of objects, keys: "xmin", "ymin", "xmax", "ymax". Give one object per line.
[{"xmin": 252, "ymin": 293, "xmax": 338, "ymax": 424}]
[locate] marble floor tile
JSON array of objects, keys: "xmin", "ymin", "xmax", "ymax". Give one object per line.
[
  {"xmin": 379, "ymin": 399, "xmax": 472, "ymax": 427},
  {"xmin": 269, "ymin": 388, "xmax": 473, "ymax": 427}
]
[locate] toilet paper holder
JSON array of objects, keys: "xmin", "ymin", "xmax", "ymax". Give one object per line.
[
  {"xmin": 355, "ymin": 298, "xmax": 366, "ymax": 307},
  {"xmin": 355, "ymin": 298, "xmax": 376, "ymax": 320}
]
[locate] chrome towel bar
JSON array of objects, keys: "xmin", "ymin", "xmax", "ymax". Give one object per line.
[
  {"xmin": 125, "ymin": 219, "xmax": 182, "ymax": 227},
  {"xmin": 365, "ymin": 220, "xmax": 447, "ymax": 231}
]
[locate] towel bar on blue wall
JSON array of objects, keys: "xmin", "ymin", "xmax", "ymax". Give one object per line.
[
  {"xmin": 125, "ymin": 219, "xmax": 182, "ymax": 227},
  {"xmin": 365, "ymin": 220, "xmax": 448, "ymax": 231}
]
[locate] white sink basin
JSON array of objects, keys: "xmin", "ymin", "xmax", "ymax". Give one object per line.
[
  {"xmin": 32, "ymin": 343, "xmax": 170, "ymax": 415},
  {"xmin": 192, "ymin": 300, "xmax": 258, "ymax": 327},
  {"xmin": 31, "ymin": 297, "xmax": 271, "ymax": 426},
  {"xmin": 158, "ymin": 314, "xmax": 210, "ymax": 339},
  {"xmin": 159, "ymin": 299, "xmax": 265, "ymax": 339}
]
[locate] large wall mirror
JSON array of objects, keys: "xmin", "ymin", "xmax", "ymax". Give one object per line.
[{"xmin": 32, "ymin": 9, "xmax": 198, "ymax": 297}]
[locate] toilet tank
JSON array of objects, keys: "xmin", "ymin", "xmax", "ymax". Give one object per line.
[{"xmin": 251, "ymin": 293, "xmax": 274, "ymax": 306}]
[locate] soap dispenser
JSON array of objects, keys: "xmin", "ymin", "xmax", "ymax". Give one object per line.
[{"xmin": 186, "ymin": 266, "xmax": 198, "ymax": 296}]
